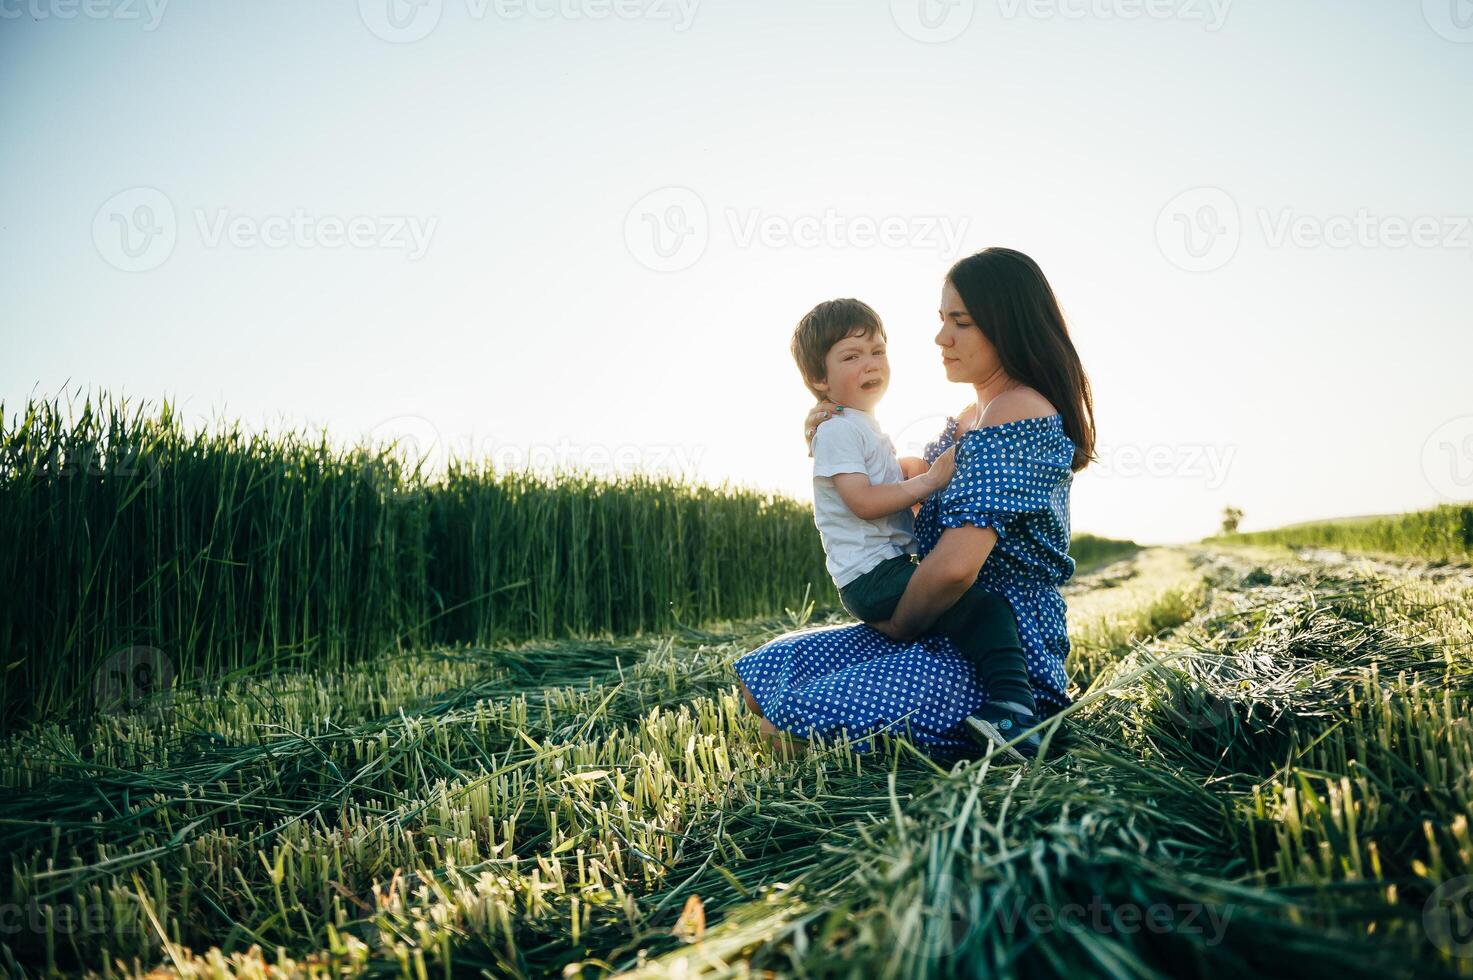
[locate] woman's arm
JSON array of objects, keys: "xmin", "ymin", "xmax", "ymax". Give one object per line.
[
  {"xmin": 875, "ymin": 523, "xmax": 998, "ymax": 641},
  {"xmin": 870, "ymin": 390, "xmax": 1053, "ymax": 641}
]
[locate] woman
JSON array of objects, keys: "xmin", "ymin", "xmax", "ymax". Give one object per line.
[{"xmin": 734, "ymin": 247, "xmax": 1096, "ymax": 759}]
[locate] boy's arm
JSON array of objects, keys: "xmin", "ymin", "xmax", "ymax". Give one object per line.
[{"xmin": 831, "ymin": 446, "xmax": 956, "ymax": 521}]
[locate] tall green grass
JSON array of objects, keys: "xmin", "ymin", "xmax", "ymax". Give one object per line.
[
  {"xmin": 0, "ymin": 394, "xmax": 832, "ymax": 731},
  {"xmin": 1069, "ymin": 531, "xmax": 1141, "ymax": 572},
  {"xmin": 1208, "ymin": 503, "xmax": 1473, "ymax": 562}
]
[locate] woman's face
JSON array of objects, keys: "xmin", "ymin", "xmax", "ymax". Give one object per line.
[{"xmin": 935, "ymin": 279, "xmax": 1001, "ymax": 385}]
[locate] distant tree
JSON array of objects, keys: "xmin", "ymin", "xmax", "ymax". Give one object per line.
[{"xmin": 1221, "ymin": 506, "xmax": 1244, "ymax": 534}]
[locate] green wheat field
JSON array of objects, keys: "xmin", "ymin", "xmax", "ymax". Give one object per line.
[{"xmin": 2, "ymin": 397, "xmax": 1471, "ymax": 978}]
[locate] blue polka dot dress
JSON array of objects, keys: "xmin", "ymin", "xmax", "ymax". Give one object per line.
[{"xmin": 734, "ymin": 413, "xmax": 1076, "ymax": 757}]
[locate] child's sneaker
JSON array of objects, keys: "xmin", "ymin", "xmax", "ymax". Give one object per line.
[{"xmin": 961, "ymin": 703, "xmax": 1042, "ymax": 763}]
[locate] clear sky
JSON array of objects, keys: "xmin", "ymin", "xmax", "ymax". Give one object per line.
[{"xmin": 3, "ymin": 0, "xmax": 1471, "ymax": 544}]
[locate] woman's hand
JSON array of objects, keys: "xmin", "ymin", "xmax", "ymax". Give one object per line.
[{"xmin": 803, "ymin": 399, "xmax": 844, "ymax": 456}]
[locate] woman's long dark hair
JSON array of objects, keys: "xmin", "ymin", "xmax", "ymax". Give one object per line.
[{"xmin": 947, "ymin": 248, "xmax": 1097, "ymax": 473}]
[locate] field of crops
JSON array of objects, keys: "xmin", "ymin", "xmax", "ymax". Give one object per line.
[
  {"xmin": 0, "ymin": 395, "xmax": 833, "ymax": 732},
  {"xmin": 1210, "ymin": 503, "xmax": 1473, "ymax": 563},
  {"xmin": 3, "ymin": 536, "xmax": 1470, "ymax": 978}
]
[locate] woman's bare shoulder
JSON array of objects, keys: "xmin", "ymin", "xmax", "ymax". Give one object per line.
[{"xmin": 979, "ymin": 387, "xmax": 1057, "ymax": 427}]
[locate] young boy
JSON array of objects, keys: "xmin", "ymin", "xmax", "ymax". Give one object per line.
[{"xmin": 791, "ymin": 298, "xmax": 1042, "ymax": 761}]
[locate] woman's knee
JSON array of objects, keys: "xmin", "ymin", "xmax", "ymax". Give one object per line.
[{"xmin": 739, "ymin": 680, "xmax": 764, "ymax": 717}]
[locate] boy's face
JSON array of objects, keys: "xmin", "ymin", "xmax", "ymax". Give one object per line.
[{"xmin": 815, "ymin": 329, "xmax": 890, "ymax": 410}]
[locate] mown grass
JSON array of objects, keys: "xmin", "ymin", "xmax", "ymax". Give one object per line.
[
  {"xmin": 1, "ymin": 544, "xmax": 1468, "ymax": 978},
  {"xmin": 1209, "ymin": 503, "xmax": 1473, "ymax": 563}
]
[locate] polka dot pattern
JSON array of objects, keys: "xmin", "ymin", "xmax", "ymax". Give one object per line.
[{"xmin": 734, "ymin": 413, "xmax": 1077, "ymax": 757}]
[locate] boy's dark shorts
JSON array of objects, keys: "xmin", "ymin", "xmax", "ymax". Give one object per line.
[{"xmin": 838, "ymin": 554, "xmax": 921, "ymax": 623}]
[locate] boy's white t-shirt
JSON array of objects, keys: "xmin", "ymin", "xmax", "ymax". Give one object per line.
[{"xmin": 810, "ymin": 408, "xmax": 918, "ymax": 589}]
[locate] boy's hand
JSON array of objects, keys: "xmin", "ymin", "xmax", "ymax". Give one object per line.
[
  {"xmin": 803, "ymin": 400, "xmax": 844, "ymax": 457},
  {"xmin": 922, "ymin": 445, "xmax": 957, "ymax": 493}
]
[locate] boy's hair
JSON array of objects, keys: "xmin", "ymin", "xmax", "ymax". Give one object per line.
[{"xmin": 790, "ymin": 298, "xmax": 886, "ymax": 400}]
